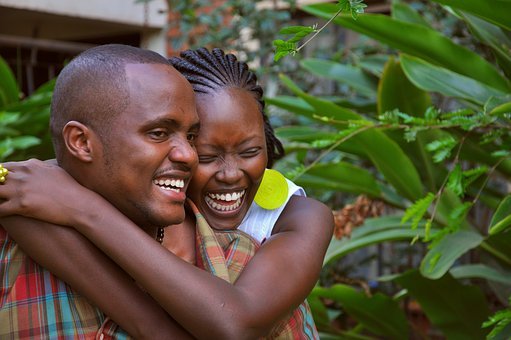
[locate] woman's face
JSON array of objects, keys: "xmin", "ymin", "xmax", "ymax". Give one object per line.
[{"xmin": 187, "ymin": 87, "xmax": 268, "ymax": 230}]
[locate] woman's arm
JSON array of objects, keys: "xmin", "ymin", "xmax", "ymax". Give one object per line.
[
  {"xmin": 1, "ymin": 216, "xmax": 192, "ymax": 340},
  {"xmin": 76, "ymin": 196, "xmax": 333, "ymax": 339},
  {"xmin": 0, "ymin": 159, "xmax": 334, "ymax": 339}
]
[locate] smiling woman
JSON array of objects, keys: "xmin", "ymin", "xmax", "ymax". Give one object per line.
[
  {"xmin": 0, "ymin": 46, "xmax": 333, "ymax": 339},
  {"xmin": 188, "ymin": 87, "xmax": 267, "ymax": 231}
]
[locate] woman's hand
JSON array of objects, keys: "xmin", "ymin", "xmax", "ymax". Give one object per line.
[{"xmin": 0, "ymin": 158, "xmax": 95, "ymax": 226}]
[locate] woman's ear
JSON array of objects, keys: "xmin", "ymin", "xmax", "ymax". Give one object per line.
[{"xmin": 62, "ymin": 121, "xmax": 95, "ymax": 162}]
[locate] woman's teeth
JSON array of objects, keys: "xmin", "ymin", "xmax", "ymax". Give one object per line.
[{"xmin": 205, "ymin": 190, "xmax": 245, "ymax": 211}]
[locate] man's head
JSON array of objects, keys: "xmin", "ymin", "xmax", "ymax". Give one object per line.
[{"xmin": 50, "ymin": 44, "xmax": 200, "ymax": 231}]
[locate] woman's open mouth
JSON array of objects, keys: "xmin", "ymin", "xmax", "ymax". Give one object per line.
[{"xmin": 204, "ymin": 190, "xmax": 246, "ymax": 212}]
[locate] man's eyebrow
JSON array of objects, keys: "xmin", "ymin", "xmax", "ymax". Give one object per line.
[
  {"xmin": 189, "ymin": 122, "xmax": 200, "ymax": 132},
  {"xmin": 141, "ymin": 118, "xmax": 183, "ymax": 129}
]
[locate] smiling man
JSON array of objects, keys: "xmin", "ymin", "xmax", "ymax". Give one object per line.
[{"xmin": 0, "ymin": 44, "xmax": 199, "ymax": 339}]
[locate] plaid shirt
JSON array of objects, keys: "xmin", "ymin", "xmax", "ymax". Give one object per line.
[
  {"xmin": 192, "ymin": 201, "xmax": 319, "ymax": 340},
  {"xmin": 0, "ymin": 226, "xmax": 128, "ymax": 340}
]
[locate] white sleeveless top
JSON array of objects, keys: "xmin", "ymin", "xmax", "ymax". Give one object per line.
[{"xmin": 238, "ymin": 178, "xmax": 306, "ymax": 243}]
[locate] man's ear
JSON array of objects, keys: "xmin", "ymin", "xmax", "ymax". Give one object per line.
[{"xmin": 62, "ymin": 121, "xmax": 96, "ymax": 162}]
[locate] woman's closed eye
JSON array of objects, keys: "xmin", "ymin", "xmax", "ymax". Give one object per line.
[
  {"xmin": 198, "ymin": 155, "xmax": 217, "ymax": 163},
  {"xmin": 240, "ymin": 147, "xmax": 261, "ymax": 158}
]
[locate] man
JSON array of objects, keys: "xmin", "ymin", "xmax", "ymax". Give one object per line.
[{"xmin": 0, "ymin": 44, "xmax": 199, "ymax": 339}]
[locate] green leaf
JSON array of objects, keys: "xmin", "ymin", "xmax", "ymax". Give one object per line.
[
  {"xmin": 401, "ymin": 192, "xmax": 435, "ymax": 229},
  {"xmin": 489, "ymin": 195, "xmax": 511, "ymax": 235},
  {"xmin": 420, "ymin": 229, "xmax": 484, "ymax": 279},
  {"xmin": 400, "ymin": 54, "xmax": 507, "ymax": 106},
  {"xmin": 324, "ymin": 216, "xmax": 426, "ymax": 264},
  {"xmin": 378, "ymin": 57, "xmax": 437, "ymax": 190},
  {"xmin": 446, "ymin": 164, "xmax": 463, "ymax": 197},
  {"xmin": 313, "ymin": 284, "xmax": 409, "ymax": 339},
  {"xmin": 490, "ymin": 101, "xmax": 511, "ymax": 116},
  {"xmin": 431, "ymin": 0, "xmax": 511, "ymax": 30},
  {"xmin": 391, "ymin": 2, "xmax": 431, "ymax": 28},
  {"xmin": 279, "ymin": 74, "xmax": 423, "ymax": 201},
  {"xmin": 378, "ymin": 57, "xmax": 432, "ymax": 116},
  {"xmin": 426, "ymin": 135, "xmax": 457, "ymax": 163},
  {"xmin": 0, "ymin": 56, "xmax": 19, "ymax": 108},
  {"xmin": 394, "ymin": 269, "xmax": 490, "ymax": 339},
  {"xmin": 302, "ymin": 4, "xmax": 511, "ymax": 92},
  {"xmin": 295, "ymin": 162, "xmax": 381, "ymax": 197},
  {"xmin": 461, "ymin": 12, "xmax": 511, "ymax": 79},
  {"xmin": 278, "ymin": 25, "xmax": 315, "ymax": 35},
  {"xmin": 301, "ymin": 59, "xmax": 377, "ymax": 98},
  {"xmin": 450, "ymin": 264, "xmax": 511, "ymax": 285},
  {"xmin": 357, "ymin": 54, "xmax": 388, "ymax": 77}
]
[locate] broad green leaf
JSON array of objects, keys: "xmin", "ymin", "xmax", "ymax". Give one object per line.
[
  {"xmin": 279, "ymin": 74, "xmax": 423, "ymax": 201},
  {"xmin": 489, "ymin": 195, "xmax": 511, "ymax": 235},
  {"xmin": 420, "ymin": 229, "xmax": 484, "ymax": 279},
  {"xmin": 314, "ymin": 285, "xmax": 409, "ymax": 339},
  {"xmin": 295, "ymin": 162, "xmax": 381, "ymax": 197},
  {"xmin": 483, "ymin": 232, "xmax": 511, "ymax": 267},
  {"xmin": 301, "ymin": 59, "xmax": 377, "ymax": 98},
  {"xmin": 379, "ymin": 57, "xmax": 432, "ymax": 116},
  {"xmin": 400, "ymin": 54, "xmax": 506, "ymax": 106},
  {"xmin": 461, "ymin": 12, "xmax": 511, "ymax": 79},
  {"xmin": 394, "ymin": 269, "xmax": 490, "ymax": 339},
  {"xmin": 324, "ymin": 216, "xmax": 426, "ymax": 264},
  {"xmin": 302, "ymin": 4, "xmax": 510, "ymax": 91},
  {"xmin": 378, "ymin": 57, "xmax": 436, "ymax": 190},
  {"xmin": 357, "ymin": 54, "xmax": 388, "ymax": 77},
  {"xmin": 450, "ymin": 264, "xmax": 511, "ymax": 285},
  {"xmin": 275, "ymin": 125, "xmax": 366, "ymax": 156},
  {"xmin": 307, "ymin": 289, "xmax": 331, "ymax": 332},
  {"xmin": 275, "ymin": 126, "xmax": 341, "ymax": 142},
  {"xmin": 0, "ymin": 56, "xmax": 19, "ymax": 108},
  {"xmin": 431, "ymin": 0, "xmax": 511, "ymax": 30},
  {"xmin": 490, "ymin": 101, "xmax": 511, "ymax": 116},
  {"xmin": 391, "ymin": 2, "xmax": 431, "ymax": 28},
  {"xmin": 266, "ymin": 95, "xmax": 316, "ymax": 118}
]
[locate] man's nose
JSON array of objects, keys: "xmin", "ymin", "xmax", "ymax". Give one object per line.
[{"xmin": 168, "ymin": 138, "xmax": 198, "ymax": 169}]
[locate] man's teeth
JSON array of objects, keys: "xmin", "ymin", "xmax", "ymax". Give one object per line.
[
  {"xmin": 205, "ymin": 190, "xmax": 245, "ymax": 212},
  {"xmin": 153, "ymin": 179, "xmax": 185, "ymax": 192}
]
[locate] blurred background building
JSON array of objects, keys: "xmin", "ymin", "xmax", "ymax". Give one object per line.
[{"xmin": 0, "ymin": 0, "xmax": 167, "ymax": 96}]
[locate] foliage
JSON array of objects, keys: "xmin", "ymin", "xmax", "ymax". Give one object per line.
[
  {"xmin": 161, "ymin": 0, "xmax": 296, "ymax": 72},
  {"xmin": 274, "ymin": 0, "xmax": 367, "ymax": 61},
  {"xmin": 0, "ymin": 56, "xmax": 54, "ymax": 161},
  {"xmin": 271, "ymin": 0, "xmax": 511, "ymax": 338}
]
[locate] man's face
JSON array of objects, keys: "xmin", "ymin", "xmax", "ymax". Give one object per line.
[{"xmin": 93, "ymin": 63, "xmax": 199, "ymax": 231}]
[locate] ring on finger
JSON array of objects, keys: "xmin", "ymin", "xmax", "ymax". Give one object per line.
[{"xmin": 0, "ymin": 164, "xmax": 8, "ymax": 183}]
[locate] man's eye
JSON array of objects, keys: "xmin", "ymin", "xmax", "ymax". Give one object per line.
[
  {"xmin": 187, "ymin": 133, "xmax": 197, "ymax": 143},
  {"xmin": 148, "ymin": 130, "xmax": 168, "ymax": 139}
]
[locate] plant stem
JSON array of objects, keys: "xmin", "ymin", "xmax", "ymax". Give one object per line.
[
  {"xmin": 291, "ymin": 124, "xmax": 374, "ymax": 180},
  {"xmin": 296, "ymin": 7, "xmax": 344, "ymax": 53}
]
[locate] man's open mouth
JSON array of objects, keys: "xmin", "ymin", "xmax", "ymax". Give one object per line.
[{"xmin": 153, "ymin": 178, "xmax": 185, "ymax": 193}]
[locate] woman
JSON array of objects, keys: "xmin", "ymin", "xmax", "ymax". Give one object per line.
[{"xmin": 0, "ymin": 48, "xmax": 333, "ymax": 339}]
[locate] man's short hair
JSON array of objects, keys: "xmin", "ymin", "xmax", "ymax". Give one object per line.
[{"xmin": 50, "ymin": 44, "xmax": 170, "ymax": 161}]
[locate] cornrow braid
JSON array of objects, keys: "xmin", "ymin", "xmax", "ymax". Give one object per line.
[{"xmin": 169, "ymin": 47, "xmax": 284, "ymax": 167}]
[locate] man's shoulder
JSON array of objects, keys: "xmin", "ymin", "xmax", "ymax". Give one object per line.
[{"xmin": 0, "ymin": 233, "xmax": 110, "ymax": 339}]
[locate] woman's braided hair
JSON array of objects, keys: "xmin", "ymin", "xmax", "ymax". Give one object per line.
[{"xmin": 169, "ymin": 47, "xmax": 284, "ymax": 167}]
